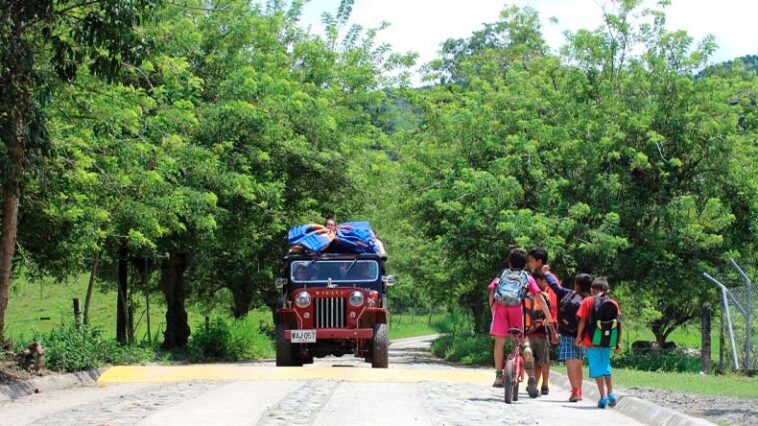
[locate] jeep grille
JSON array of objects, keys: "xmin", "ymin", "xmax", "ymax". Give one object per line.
[{"xmin": 315, "ymin": 297, "xmax": 346, "ymax": 328}]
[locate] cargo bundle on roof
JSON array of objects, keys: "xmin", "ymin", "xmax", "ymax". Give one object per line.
[{"xmin": 288, "ymin": 221, "xmax": 385, "ymax": 256}]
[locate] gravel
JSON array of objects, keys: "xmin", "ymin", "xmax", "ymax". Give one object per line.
[{"xmin": 619, "ymin": 387, "xmax": 757, "ymax": 426}]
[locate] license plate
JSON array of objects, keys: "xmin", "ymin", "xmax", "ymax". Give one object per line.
[{"xmin": 291, "ymin": 329, "xmax": 317, "ymax": 343}]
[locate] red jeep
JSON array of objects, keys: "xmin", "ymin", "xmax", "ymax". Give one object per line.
[{"xmin": 274, "ymin": 253, "xmax": 396, "ymax": 368}]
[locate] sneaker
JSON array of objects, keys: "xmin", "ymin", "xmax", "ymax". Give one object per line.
[
  {"xmin": 578, "ymin": 389, "xmax": 583, "ymax": 401},
  {"xmin": 608, "ymin": 393, "xmax": 617, "ymax": 407},
  {"xmin": 598, "ymin": 397, "xmax": 608, "ymax": 409},
  {"xmin": 527, "ymin": 376, "xmax": 539, "ymax": 398},
  {"xmin": 493, "ymin": 370, "xmax": 504, "ymax": 388},
  {"xmin": 568, "ymin": 389, "xmax": 580, "ymax": 402},
  {"xmin": 541, "ymin": 386, "xmax": 549, "ymax": 395}
]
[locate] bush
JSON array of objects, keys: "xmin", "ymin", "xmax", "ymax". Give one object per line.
[
  {"xmin": 613, "ymin": 350, "xmax": 701, "ymax": 373},
  {"xmin": 189, "ymin": 316, "xmax": 274, "ymax": 361},
  {"xmin": 38, "ymin": 324, "xmax": 154, "ymax": 372},
  {"xmin": 430, "ymin": 332, "xmax": 701, "ymax": 373},
  {"xmin": 431, "ymin": 333, "xmax": 493, "ymax": 366}
]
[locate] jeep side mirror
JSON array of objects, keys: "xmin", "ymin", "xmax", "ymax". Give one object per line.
[
  {"xmin": 382, "ymin": 275, "xmax": 398, "ymax": 287},
  {"xmin": 275, "ymin": 278, "xmax": 287, "ymax": 289}
]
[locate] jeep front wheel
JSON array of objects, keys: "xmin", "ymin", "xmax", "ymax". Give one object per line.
[
  {"xmin": 276, "ymin": 323, "xmax": 296, "ymax": 366},
  {"xmin": 371, "ymin": 323, "xmax": 389, "ymax": 368}
]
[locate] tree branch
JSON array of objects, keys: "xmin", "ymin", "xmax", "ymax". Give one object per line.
[{"xmin": 165, "ymin": 1, "xmax": 230, "ymax": 12}]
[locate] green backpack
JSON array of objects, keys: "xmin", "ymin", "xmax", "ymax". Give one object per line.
[{"xmin": 587, "ymin": 294, "xmax": 621, "ymax": 347}]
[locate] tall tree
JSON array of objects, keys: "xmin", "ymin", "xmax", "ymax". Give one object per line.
[{"xmin": 0, "ymin": 0, "xmax": 158, "ymax": 342}]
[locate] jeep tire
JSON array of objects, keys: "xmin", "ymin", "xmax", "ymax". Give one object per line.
[
  {"xmin": 371, "ymin": 323, "xmax": 389, "ymax": 368},
  {"xmin": 276, "ymin": 323, "xmax": 297, "ymax": 366}
]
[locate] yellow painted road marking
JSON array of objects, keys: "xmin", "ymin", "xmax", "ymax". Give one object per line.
[{"xmin": 98, "ymin": 366, "xmax": 497, "ymax": 385}]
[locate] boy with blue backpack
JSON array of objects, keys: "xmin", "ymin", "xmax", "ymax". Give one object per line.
[
  {"xmin": 576, "ymin": 277, "xmax": 622, "ymax": 408},
  {"xmin": 488, "ymin": 248, "xmax": 554, "ymax": 397}
]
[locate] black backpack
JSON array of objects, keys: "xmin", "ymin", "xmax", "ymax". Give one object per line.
[
  {"xmin": 587, "ymin": 294, "xmax": 621, "ymax": 347},
  {"xmin": 557, "ymin": 291, "xmax": 583, "ymax": 336}
]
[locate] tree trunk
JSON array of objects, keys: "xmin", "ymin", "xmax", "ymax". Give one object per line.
[
  {"xmin": 231, "ymin": 283, "xmax": 254, "ymax": 319},
  {"xmin": 161, "ymin": 253, "xmax": 190, "ymax": 350},
  {"xmin": 0, "ymin": 146, "xmax": 21, "ymax": 343},
  {"xmin": 651, "ymin": 320, "xmax": 675, "ymax": 348},
  {"xmin": 117, "ymin": 243, "xmax": 128, "ymax": 343},
  {"xmin": 0, "ymin": 104, "xmax": 26, "ymax": 344},
  {"xmin": 0, "ymin": 1, "xmax": 31, "ymax": 344},
  {"xmin": 143, "ymin": 258, "xmax": 152, "ymax": 346},
  {"xmin": 459, "ymin": 288, "xmax": 487, "ymax": 333},
  {"xmin": 83, "ymin": 249, "xmax": 101, "ymax": 325}
]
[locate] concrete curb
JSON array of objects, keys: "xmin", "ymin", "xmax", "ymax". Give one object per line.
[
  {"xmin": 548, "ymin": 371, "xmax": 715, "ymax": 426},
  {"xmin": 0, "ymin": 367, "xmax": 107, "ymax": 402}
]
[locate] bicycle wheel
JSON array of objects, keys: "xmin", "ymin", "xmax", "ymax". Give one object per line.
[
  {"xmin": 512, "ymin": 356, "xmax": 521, "ymax": 401},
  {"xmin": 513, "ymin": 379, "xmax": 520, "ymax": 401},
  {"xmin": 504, "ymin": 359, "xmax": 514, "ymax": 404}
]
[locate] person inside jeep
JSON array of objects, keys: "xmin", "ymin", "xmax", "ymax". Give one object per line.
[{"xmin": 293, "ymin": 263, "xmax": 308, "ymax": 281}]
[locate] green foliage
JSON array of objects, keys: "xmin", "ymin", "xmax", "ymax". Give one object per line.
[
  {"xmin": 37, "ymin": 325, "xmax": 154, "ymax": 372},
  {"xmin": 385, "ymin": 2, "xmax": 757, "ymax": 343},
  {"xmin": 431, "ymin": 333, "xmax": 493, "ymax": 366},
  {"xmin": 188, "ymin": 316, "xmax": 273, "ymax": 360},
  {"xmin": 2, "ymin": 0, "xmax": 755, "ymax": 355},
  {"xmin": 699, "ymin": 54, "xmax": 758, "ymax": 77},
  {"xmin": 613, "ymin": 350, "xmax": 701, "ymax": 373}
]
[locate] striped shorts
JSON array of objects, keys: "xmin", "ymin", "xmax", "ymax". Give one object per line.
[{"xmin": 558, "ymin": 334, "xmax": 585, "ymax": 361}]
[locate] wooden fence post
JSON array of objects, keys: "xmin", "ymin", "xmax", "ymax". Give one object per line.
[
  {"xmin": 701, "ymin": 303, "xmax": 712, "ymax": 374},
  {"xmin": 72, "ymin": 298, "xmax": 82, "ymax": 328}
]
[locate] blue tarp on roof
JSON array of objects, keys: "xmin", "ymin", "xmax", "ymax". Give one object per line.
[{"xmin": 288, "ymin": 221, "xmax": 383, "ymax": 255}]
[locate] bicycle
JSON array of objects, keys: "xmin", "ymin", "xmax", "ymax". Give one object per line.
[{"xmin": 503, "ymin": 327, "xmax": 526, "ymax": 404}]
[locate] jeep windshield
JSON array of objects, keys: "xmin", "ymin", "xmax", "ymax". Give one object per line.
[{"xmin": 290, "ymin": 260, "xmax": 379, "ymax": 283}]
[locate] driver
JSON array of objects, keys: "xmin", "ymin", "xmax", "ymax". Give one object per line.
[{"xmin": 293, "ymin": 264, "xmax": 307, "ymax": 281}]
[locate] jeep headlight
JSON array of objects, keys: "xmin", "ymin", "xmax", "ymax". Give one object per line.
[
  {"xmin": 349, "ymin": 290, "xmax": 365, "ymax": 307},
  {"xmin": 295, "ymin": 291, "xmax": 311, "ymax": 308}
]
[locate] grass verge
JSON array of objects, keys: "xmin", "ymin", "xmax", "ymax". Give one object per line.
[{"xmin": 550, "ymin": 364, "xmax": 758, "ymax": 399}]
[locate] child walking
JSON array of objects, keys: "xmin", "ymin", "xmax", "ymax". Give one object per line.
[
  {"xmin": 488, "ymin": 248, "xmax": 553, "ymax": 397},
  {"xmin": 576, "ymin": 277, "xmax": 622, "ymax": 408}
]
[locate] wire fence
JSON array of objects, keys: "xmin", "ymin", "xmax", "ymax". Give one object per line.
[
  {"xmin": 705, "ymin": 259, "xmax": 756, "ymax": 373},
  {"xmin": 724, "ymin": 283, "xmax": 757, "ymax": 371}
]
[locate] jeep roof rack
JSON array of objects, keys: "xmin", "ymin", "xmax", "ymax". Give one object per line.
[{"xmin": 284, "ymin": 252, "xmax": 386, "ymax": 261}]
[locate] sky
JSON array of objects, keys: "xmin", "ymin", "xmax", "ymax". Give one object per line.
[{"xmin": 299, "ymin": 0, "xmax": 758, "ymax": 82}]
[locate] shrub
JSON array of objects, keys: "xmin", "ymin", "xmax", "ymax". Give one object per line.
[
  {"xmin": 613, "ymin": 350, "xmax": 701, "ymax": 373},
  {"xmin": 38, "ymin": 324, "xmax": 154, "ymax": 372},
  {"xmin": 189, "ymin": 316, "xmax": 274, "ymax": 361},
  {"xmin": 431, "ymin": 333, "xmax": 493, "ymax": 366}
]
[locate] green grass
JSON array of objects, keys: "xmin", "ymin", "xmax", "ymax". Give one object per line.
[
  {"xmin": 6, "ymin": 274, "xmax": 273, "ymax": 350},
  {"xmin": 7, "ymin": 274, "xmax": 454, "ymax": 343},
  {"xmin": 551, "ymin": 364, "xmax": 758, "ymax": 399},
  {"xmin": 8, "ymin": 274, "xmax": 165, "ymax": 343},
  {"xmin": 389, "ymin": 313, "xmax": 450, "ymax": 339},
  {"xmin": 388, "ymin": 311, "xmax": 464, "ymax": 339},
  {"xmin": 623, "ymin": 322, "xmax": 719, "ymax": 355}
]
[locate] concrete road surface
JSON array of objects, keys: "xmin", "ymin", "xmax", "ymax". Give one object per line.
[{"xmin": 0, "ymin": 335, "xmax": 643, "ymax": 425}]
